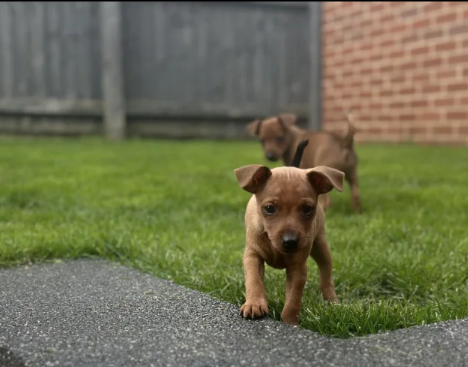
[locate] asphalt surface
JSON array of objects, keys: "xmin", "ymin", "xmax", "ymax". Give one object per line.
[{"xmin": 1, "ymin": 259, "xmax": 468, "ymax": 367}]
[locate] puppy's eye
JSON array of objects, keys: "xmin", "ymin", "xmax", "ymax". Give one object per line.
[
  {"xmin": 263, "ymin": 205, "xmax": 276, "ymax": 215},
  {"xmin": 275, "ymin": 136, "xmax": 284, "ymax": 143},
  {"xmin": 302, "ymin": 205, "xmax": 315, "ymax": 216}
]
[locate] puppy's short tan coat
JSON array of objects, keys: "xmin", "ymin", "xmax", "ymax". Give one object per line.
[
  {"xmin": 246, "ymin": 112, "xmax": 361, "ymax": 213},
  {"xmin": 234, "ymin": 161, "xmax": 344, "ymax": 325}
]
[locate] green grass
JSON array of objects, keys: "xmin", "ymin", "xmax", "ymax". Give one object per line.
[{"xmin": 1, "ymin": 135, "xmax": 468, "ymax": 338}]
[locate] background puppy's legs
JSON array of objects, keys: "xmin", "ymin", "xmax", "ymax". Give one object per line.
[
  {"xmin": 310, "ymin": 233, "xmax": 338, "ymax": 302},
  {"xmin": 241, "ymin": 250, "xmax": 269, "ymax": 319},
  {"xmin": 345, "ymin": 167, "xmax": 362, "ymax": 214},
  {"xmin": 281, "ymin": 263, "xmax": 307, "ymax": 325}
]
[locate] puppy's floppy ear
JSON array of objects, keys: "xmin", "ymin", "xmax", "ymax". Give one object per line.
[
  {"xmin": 246, "ymin": 119, "xmax": 262, "ymax": 136},
  {"xmin": 234, "ymin": 164, "xmax": 272, "ymax": 194},
  {"xmin": 277, "ymin": 113, "xmax": 297, "ymax": 127},
  {"xmin": 306, "ymin": 166, "xmax": 344, "ymax": 195}
]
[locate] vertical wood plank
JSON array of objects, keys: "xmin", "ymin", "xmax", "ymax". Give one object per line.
[
  {"xmin": 30, "ymin": 2, "xmax": 46, "ymax": 97},
  {"xmin": 0, "ymin": 2, "xmax": 14, "ymax": 97},
  {"xmin": 100, "ymin": 1, "xmax": 126, "ymax": 140}
]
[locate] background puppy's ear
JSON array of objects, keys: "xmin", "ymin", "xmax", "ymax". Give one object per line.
[
  {"xmin": 277, "ymin": 113, "xmax": 298, "ymax": 127},
  {"xmin": 306, "ymin": 166, "xmax": 344, "ymax": 195},
  {"xmin": 246, "ymin": 119, "xmax": 262, "ymax": 136},
  {"xmin": 234, "ymin": 164, "xmax": 272, "ymax": 194}
]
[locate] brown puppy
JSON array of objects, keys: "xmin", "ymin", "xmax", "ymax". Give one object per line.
[
  {"xmin": 246, "ymin": 112, "xmax": 361, "ymax": 213},
  {"xmin": 234, "ymin": 145, "xmax": 344, "ymax": 326}
]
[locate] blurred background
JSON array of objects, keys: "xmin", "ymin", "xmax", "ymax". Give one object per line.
[{"xmin": 0, "ymin": 1, "xmax": 466, "ymax": 144}]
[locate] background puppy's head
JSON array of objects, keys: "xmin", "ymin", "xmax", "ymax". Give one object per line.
[
  {"xmin": 246, "ymin": 113, "xmax": 298, "ymax": 162},
  {"xmin": 234, "ymin": 165, "xmax": 344, "ymax": 254}
]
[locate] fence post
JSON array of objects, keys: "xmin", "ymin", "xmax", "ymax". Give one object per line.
[
  {"xmin": 308, "ymin": 1, "xmax": 322, "ymax": 132},
  {"xmin": 100, "ymin": 2, "xmax": 126, "ymax": 140}
]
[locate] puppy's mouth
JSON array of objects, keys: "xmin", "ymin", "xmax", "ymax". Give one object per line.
[{"xmin": 265, "ymin": 155, "xmax": 279, "ymax": 162}]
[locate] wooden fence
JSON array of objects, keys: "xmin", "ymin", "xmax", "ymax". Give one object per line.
[{"xmin": 0, "ymin": 2, "xmax": 322, "ymax": 140}]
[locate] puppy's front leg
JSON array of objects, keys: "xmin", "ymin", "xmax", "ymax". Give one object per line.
[
  {"xmin": 281, "ymin": 263, "xmax": 307, "ymax": 325},
  {"xmin": 241, "ymin": 249, "xmax": 268, "ymax": 319}
]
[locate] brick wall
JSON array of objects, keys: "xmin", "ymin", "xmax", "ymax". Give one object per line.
[{"xmin": 322, "ymin": 2, "xmax": 468, "ymax": 144}]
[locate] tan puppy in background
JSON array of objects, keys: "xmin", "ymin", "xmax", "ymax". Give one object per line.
[
  {"xmin": 246, "ymin": 112, "xmax": 361, "ymax": 214},
  {"xmin": 234, "ymin": 140, "xmax": 344, "ymax": 326}
]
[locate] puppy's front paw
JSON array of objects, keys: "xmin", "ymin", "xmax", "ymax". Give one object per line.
[
  {"xmin": 240, "ymin": 299, "xmax": 268, "ymax": 319},
  {"xmin": 322, "ymin": 287, "xmax": 338, "ymax": 303},
  {"xmin": 281, "ymin": 308, "xmax": 300, "ymax": 326}
]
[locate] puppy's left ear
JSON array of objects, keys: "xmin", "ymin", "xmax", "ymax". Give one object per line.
[
  {"xmin": 277, "ymin": 113, "xmax": 297, "ymax": 127},
  {"xmin": 306, "ymin": 166, "xmax": 344, "ymax": 195},
  {"xmin": 246, "ymin": 119, "xmax": 262, "ymax": 136},
  {"xmin": 234, "ymin": 164, "xmax": 272, "ymax": 194}
]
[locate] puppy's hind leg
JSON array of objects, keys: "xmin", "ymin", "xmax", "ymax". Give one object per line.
[
  {"xmin": 310, "ymin": 232, "xmax": 338, "ymax": 303},
  {"xmin": 345, "ymin": 167, "xmax": 362, "ymax": 214}
]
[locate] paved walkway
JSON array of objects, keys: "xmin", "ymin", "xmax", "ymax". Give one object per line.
[{"xmin": 1, "ymin": 259, "xmax": 468, "ymax": 367}]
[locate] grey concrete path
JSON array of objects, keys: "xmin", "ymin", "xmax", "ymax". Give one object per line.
[{"xmin": 1, "ymin": 259, "xmax": 468, "ymax": 367}]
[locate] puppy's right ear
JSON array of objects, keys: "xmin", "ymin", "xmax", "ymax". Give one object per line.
[
  {"xmin": 234, "ymin": 165, "xmax": 272, "ymax": 194},
  {"xmin": 246, "ymin": 119, "xmax": 262, "ymax": 136}
]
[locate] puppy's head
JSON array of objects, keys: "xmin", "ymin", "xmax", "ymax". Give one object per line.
[
  {"xmin": 234, "ymin": 165, "xmax": 344, "ymax": 254},
  {"xmin": 246, "ymin": 113, "xmax": 298, "ymax": 162}
]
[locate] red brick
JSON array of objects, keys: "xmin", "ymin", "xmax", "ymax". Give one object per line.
[
  {"xmin": 433, "ymin": 126, "xmax": 454, "ymax": 135},
  {"xmin": 423, "ymin": 58, "xmax": 442, "ymax": 67},
  {"xmin": 369, "ymin": 103, "xmax": 383, "ymax": 110},
  {"xmin": 380, "ymin": 90, "xmax": 394, "ymax": 97},
  {"xmin": 413, "ymin": 18, "xmax": 431, "ymax": 29},
  {"xmin": 401, "ymin": 61, "xmax": 417, "ymax": 70},
  {"xmin": 425, "ymin": 2, "xmax": 444, "ymax": 12},
  {"xmin": 380, "ymin": 13, "xmax": 395, "ymax": 23},
  {"xmin": 380, "ymin": 65, "xmax": 394, "ymax": 73},
  {"xmin": 370, "ymin": 29, "xmax": 385, "ymax": 37},
  {"xmin": 391, "ymin": 75, "xmax": 406, "ymax": 83},
  {"xmin": 401, "ymin": 8, "xmax": 418, "ymax": 18},
  {"xmin": 370, "ymin": 3, "xmax": 385, "ymax": 12},
  {"xmin": 380, "ymin": 39, "xmax": 395, "ymax": 48},
  {"xmin": 409, "ymin": 127, "xmax": 428, "ymax": 135},
  {"xmin": 447, "ymin": 83, "xmax": 468, "ymax": 92},
  {"xmin": 400, "ymin": 113, "xmax": 416, "ymax": 120},
  {"xmin": 390, "ymin": 101, "xmax": 406, "ymax": 108},
  {"xmin": 423, "ymin": 85, "xmax": 441, "ymax": 93},
  {"xmin": 389, "ymin": 24, "xmax": 407, "ymax": 33},
  {"xmin": 412, "ymin": 73, "xmax": 430, "ymax": 82},
  {"xmin": 411, "ymin": 46, "xmax": 429, "ymax": 56},
  {"xmin": 434, "ymin": 98, "xmax": 455, "ymax": 107},
  {"xmin": 402, "ymin": 34, "xmax": 419, "ymax": 43},
  {"xmin": 464, "ymin": 9, "xmax": 468, "ymax": 19},
  {"xmin": 437, "ymin": 13, "xmax": 457, "ymax": 23},
  {"xmin": 411, "ymin": 100, "xmax": 428, "ymax": 108},
  {"xmin": 447, "ymin": 112, "xmax": 468, "ymax": 119},
  {"xmin": 420, "ymin": 112, "xmax": 440, "ymax": 121},
  {"xmin": 449, "ymin": 24, "xmax": 468, "ymax": 35},
  {"xmin": 448, "ymin": 55, "xmax": 468, "ymax": 65},
  {"xmin": 435, "ymin": 41, "xmax": 457, "ymax": 52},
  {"xmin": 424, "ymin": 30, "xmax": 443, "ymax": 40},
  {"xmin": 390, "ymin": 50, "xmax": 405, "ymax": 59},
  {"xmin": 436, "ymin": 70, "xmax": 457, "ymax": 79},
  {"xmin": 401, "ymin": 87, "xmax": 416, "ymax": 95},
  {"xmin": 464, "ymin": 69, "xmax": 468, "ymax": 77}
]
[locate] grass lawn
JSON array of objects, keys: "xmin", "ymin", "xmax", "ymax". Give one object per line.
[{"xmin": 0, "ymin": 135, "xmax": 468, "ymax": 338}]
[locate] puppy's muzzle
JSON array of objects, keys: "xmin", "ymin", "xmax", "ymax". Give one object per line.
[
  {"xmin": 281, "ymin": 231, "xmax": 299, "ymax": 253},
  {"xmin": 265, "ymin": 151, "xmax": 278, "ymax": 162}
]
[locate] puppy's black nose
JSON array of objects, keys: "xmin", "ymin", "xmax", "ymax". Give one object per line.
[
  {"xmin": 281, "ymin": 232, "xmax": 299, "ymax": 252},
  {"xmin": 265, "ymin": 151, "xmax": 277, "ymax": 161}
]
